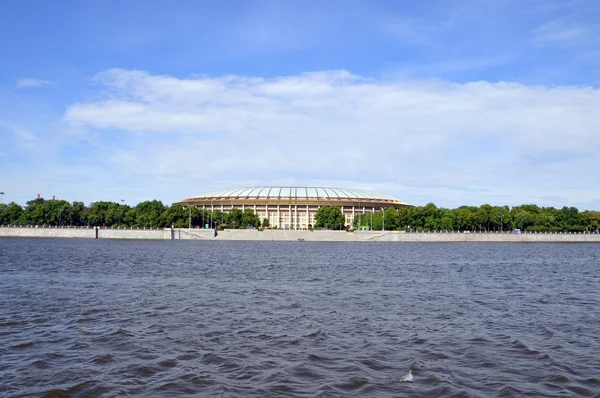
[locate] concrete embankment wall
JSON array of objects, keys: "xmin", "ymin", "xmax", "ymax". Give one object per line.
[
  {"xmin": 368, "ymin": 231, "xmax": 600, "ymax": 242},
  {"xmin": 0, "ymin": 226, "xmax": 95, "ymax": 239},
  {"xmin": 1, "ymin": 227, "xmax": 599, "ymax": 242},
  {"xmin": 214, "ymin": 229, "xmax": 362, "ymax": 241},
  {"xmin": 0, "ymin": 227, "xmax": 174, "ymax": 240},
  {"xmin": 213, "ymin": 230, "xmax": 600, "ymax": 242}
]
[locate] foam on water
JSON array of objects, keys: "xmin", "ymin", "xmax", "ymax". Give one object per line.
[{"xmin": 396, "ymin": 369, "xmax": 413, "ymax": 383}]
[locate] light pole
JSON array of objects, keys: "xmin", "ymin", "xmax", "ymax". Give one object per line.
[
  {"xmin": 0, "ymin": 192, "xmax": 4, "ymax": 204},
  {"xmin": 382, "ymin": 207, "xmax": 385, "ymax": 231}
]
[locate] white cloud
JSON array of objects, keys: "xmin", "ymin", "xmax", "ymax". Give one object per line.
[
  {"xmin": 16, "ymin": 78, "xmax": 54, "ymax": 88},
  {"xmin": 61, "ymin": 69, "xmax": 600, "ymax": 208}
]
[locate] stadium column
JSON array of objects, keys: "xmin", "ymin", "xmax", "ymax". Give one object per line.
[
  {"xmin": 306, "ymin": 206, "xmax": 309, "ymax": 229},
  {"xmin": 277, "ymin": 206, "xmax": 281, "ymax": 229},
  {"xmin": 294, "ymin": 205, "xmax": 298, "ymax": 230}
]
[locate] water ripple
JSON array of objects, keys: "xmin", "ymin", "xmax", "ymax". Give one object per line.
[{"xmin": 1, "ymin": 239, "xmax": 599, "ymax": 397}]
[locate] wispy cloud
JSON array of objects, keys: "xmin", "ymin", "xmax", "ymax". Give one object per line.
[
  {"xmin": 384, "ymin": 18, "xmax": 443, "ymax": 46},
  {"xmin": 526, "ymin": 0, "xmax": 584, "ymax": 13},
  {"xmin": 16, "ymin": 78, "xmax": 55, "ymax": 88},
  {"xmin": 12, "ymin": 126, "xmax": 38, "ymax": 148},
  {"xmin": 531, "ymin": 20, "xmax": 596, "ymax": 48}
]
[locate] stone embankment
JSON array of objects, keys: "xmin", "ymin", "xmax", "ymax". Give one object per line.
[{"xmin": 1, "ymin": 226, "xmax": 599, "ymax": 242}]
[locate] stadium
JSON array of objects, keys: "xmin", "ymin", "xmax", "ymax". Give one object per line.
[{"xmin": 176, "ymin": 187, "xmax": 411, "ymax": 230}]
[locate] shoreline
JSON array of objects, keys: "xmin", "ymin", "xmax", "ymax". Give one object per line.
[{"xmin": 1, "ymin": 226, "xmax": 600, "ymax": 242}]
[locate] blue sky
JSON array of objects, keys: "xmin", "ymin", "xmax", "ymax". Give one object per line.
[{"xmin": 1, "ymin": 0, "xmax": 599, "ymax": 209}]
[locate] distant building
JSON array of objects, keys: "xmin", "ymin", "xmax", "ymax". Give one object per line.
[{"xmin": 176, "ymin": 187, "xmax": 411, "ymax": 229}]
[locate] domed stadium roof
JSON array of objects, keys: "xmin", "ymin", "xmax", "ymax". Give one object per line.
[{"xmin": 179, "ymin": 187, "xmax": 410, "ymax": 207}]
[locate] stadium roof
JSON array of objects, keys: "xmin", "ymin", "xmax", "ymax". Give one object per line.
[{"xmin": 188, "ymin": 187, "xmax": 406, "ymax": 203}]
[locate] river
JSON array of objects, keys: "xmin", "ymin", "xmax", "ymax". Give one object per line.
[{"xmin": 1, "ymin": 239, "xmax": 599, "ymax": 397}]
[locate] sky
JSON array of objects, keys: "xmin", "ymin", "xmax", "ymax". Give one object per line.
[{"xmin": 1, "ymin": 0, "xmax": 599, "ymax": 209}]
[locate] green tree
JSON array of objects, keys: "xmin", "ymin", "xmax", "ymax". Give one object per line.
[
  {"xmin": 456, "ymin": 207, "xmax": 475, "ymax": 231},
  {"xmin": 476, "ymin": 204, "xmax": 493, "ymax": 231},
  {"xmin": 241, "ymin": 208, "xmax": 260, "ymax": 228},
  {"xmin": 583, "ymin": 211, "xmax": 600, "ymax": 231},
  {"xmin": 19, "ymin": 198, "xmax": 47, "ymax": 225},
  {"xmin": 556, "ymin": 206, "xmax": 583, "ymax": 232},
  {"xmin": 0, "ymin": 202, "xmax": 23, "ymax": 224},
  {"xmin": 162, "ymin": 204, "xmax": 189, "ymax": 228},
  {"xmin": 262, "ymin": 218, "xmax": 270, "ymax": 228},
  {"xmin": 315, "ymin": 206, "xmax": 345, "ymax": 229},
  {"xmin": 133, "ymin": 200, "xmax": 166, "ymax": 227},
  {"xmin": 227, "ymin": 208, "xmax": 244, "ymax": 229},
  {"xmin": 106, "ymin": 203, "xmax": 130, "ymax": 226},
  {"xmin": 88, "ymin": 201, "xmax": 109, "ymax": 226}
]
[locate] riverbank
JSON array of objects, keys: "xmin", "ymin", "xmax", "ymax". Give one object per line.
[{"xmin": 1, "ymin": 226, "xmax": 600, "ymax": 242}]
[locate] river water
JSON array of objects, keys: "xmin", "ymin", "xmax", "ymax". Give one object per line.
[{"xmin": 1, "ymin": 239, "xmax": 599, "ymax": 397}]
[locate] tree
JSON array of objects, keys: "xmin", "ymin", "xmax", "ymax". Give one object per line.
[
  {"xmin": 133, "ymin": 200, "xmax": 166, "ymax": 227},
  {"xmin": 88, "ymin": 201, "xmax": 109, "ymax": 226},
  {"xmin": 162, "ymin": 204, "xmax": 188, "ymax": 228},
  {"xmin": 262, "ymin": 218, "xmax": 270, "ymax": 228},
  {"xmin": 227, "ymin": 208, "xmax": 244, "ymax": 229},
  {"xmin": 0, "ymin": 202, "xmax": 23, "ymax": 224},
  {"xmin": 583, "ymin": 211, "xmax": 600, "ymax": 231},
  {"xmin": 19, "ymin": 198, "xmax": 47, "ymax": 225},
  {"xmin": 476, "ymin": 204, "xmax": 493, "ymax": 231},
  {"xmin": 315, "ymin": 206, "xmax": 345, "ymax": 229},
  {"xmin": 456, "ymin": 207, "xmax": 475, "ymax": 231},
  {"xmin": 241, "ymin": 208, "xmax": 260, "ymax": 228}
]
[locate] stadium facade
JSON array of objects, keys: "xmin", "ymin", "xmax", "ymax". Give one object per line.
[{"xmin": 176, "ymin": 187, "xmax": 411, "ymax": 229}]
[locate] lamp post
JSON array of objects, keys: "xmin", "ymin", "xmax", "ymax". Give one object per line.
[
  {"xmin": 0, "ymin": 192, "xmax": 4, "ymax": 204},
  {"xmin": 382, "ymin": 207, "xmax": 385, "ymax": 231}
]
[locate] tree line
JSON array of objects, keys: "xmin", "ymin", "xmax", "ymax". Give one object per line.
[
  {"xmin": 351, "ymin": 203, "xmax": 600, "ymax": 232},
  {"xmin": 1, "ymin": 198, "xmax": 599, "ymax": 232},
  {"xmin": 0, "ymin": 198, "xmax": 260, "ymax": 229}
]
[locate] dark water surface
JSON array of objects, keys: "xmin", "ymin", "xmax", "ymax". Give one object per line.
[{"xmin": 1, "ymin": 239, "xmax": 599, "ymax": 397}]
